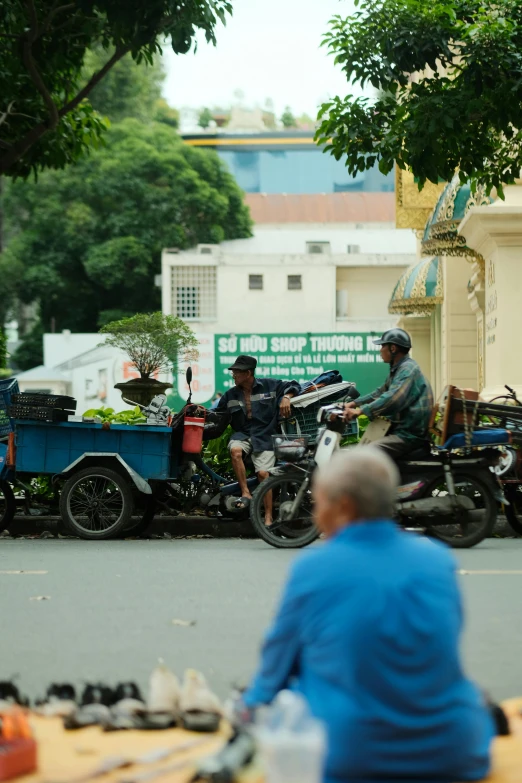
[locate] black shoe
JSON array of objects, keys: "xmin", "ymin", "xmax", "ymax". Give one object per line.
[
  {"xmin": 81, "ymin": 683, "xmax": 115, "ymax": 707},
  {"xmin": 114, "ymin": 682, "xmax": 143, "ymax": 702}
]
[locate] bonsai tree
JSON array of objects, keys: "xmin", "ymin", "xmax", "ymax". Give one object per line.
[{"xmin": 100, "ymin": 312, "xmax": 198, "ymax": 381}]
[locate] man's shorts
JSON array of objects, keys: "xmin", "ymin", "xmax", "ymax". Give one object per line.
[{"xmin": 228, "ymin": 438, "xmax": 276, "ymax": 473}]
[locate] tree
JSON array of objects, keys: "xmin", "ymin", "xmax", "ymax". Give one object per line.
[
  {"xmin": 100, "ymin": 312, "xmax": 198, "ymax": 379},
  {"xmin": 315, "ymin": 0, "xmax": 522, "ymax": 193},
  {"xmin": 0, "ymin": 0, "xmax": 232, "ymax": 179},
  {"xmin": 3, "ymin": 119, "xmax": 252, "ymax": 341},
  {"xmin": 82, "ymin": 47, "xmax": 165, "ymax": 124},
  {"xmin": 153, "ymin": 99, "xmax": 179, "ymax": 129},
  {"xmin": 280, "ymin": 106, "xmax": 297, "ymax": 129},
  {"xmin": 198, "ymin": 107, "xmax": 214, "ymax": 129}
]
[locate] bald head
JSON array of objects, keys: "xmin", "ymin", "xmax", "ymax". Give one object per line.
[{"xmin": 313, "ymin": 448, "xmax": 399, "ymax": 535}]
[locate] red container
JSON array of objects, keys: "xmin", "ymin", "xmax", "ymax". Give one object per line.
[
  {"xmin": 182, "ymin": 415, "xmax": 205, "ymax": 454},
  {"xmin": 0, "ymin": 739, "xmax": 37, "ymax": 781}
]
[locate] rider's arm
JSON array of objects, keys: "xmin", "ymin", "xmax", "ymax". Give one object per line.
[
  {"xmin": 357, "ymin": 382, "xmax": 387, "ymax": 408},
  {"xmin": 360, "ymin": 366, "xmax": 414, "ymax": 419}
]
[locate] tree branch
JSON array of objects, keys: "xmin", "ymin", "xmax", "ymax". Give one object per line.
[
  {"xmin": 23, "ymin": 0, "xmax": 60, "ymax": 130},
  {"xmin": 58, "ymin": 46, "xmax": 130, "ymax": 117},
  {"xmin": 0, "ymin": 46, "xmax": 129, "ymax": 176}
]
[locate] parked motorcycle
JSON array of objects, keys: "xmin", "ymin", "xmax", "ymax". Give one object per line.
[{"xmin": 250, "ymin": 403, "xmax": 509, "ymax": 549}]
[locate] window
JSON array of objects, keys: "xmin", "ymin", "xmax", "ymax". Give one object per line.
[
  {"xmin": 177, "ymin": 286, "xmax": 198, "ymax": 319},
  {"xmin": 306, "ymin": 242, "xmax": 330, "ymax": 255},
  {"xmin": 249, "ymin": 274, "xmax": 263, "ymax": 290},
  {"xmin": 347, "ymin": 244, "xmax": 361, "ymax": 254},
  {"xmin": 288, "ymin": 275, "xmax": 302, "ymax": 290},
  {"xmin": 198, "ymin": 245, "xmax": 214, "ymax": 255},
  {"xmin": 170, "ymin": 266, "xmax": 216, "ymax": 320}
]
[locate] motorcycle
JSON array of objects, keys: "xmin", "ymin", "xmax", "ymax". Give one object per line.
[{"xmin": 249, "ymin": 403, "xmax": 510, "ymax": 549}]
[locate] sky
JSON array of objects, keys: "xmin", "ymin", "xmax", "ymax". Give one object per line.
[{"xmin": 163, "ymin": 0, "xmax": 362, "ymax": 119}]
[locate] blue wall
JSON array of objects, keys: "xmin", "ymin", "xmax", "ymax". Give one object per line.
[{"xmin": 217, "ymin": 149, "xmax": 394, "ymax": 194}]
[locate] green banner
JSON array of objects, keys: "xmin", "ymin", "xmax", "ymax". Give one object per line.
[
  {"xmin": 167, "ymin": 331, "xmax": 388, "ymax": 411},
  {"xmin": 214, "ymin": 332, "xmax": 387, "ymax": 399}
]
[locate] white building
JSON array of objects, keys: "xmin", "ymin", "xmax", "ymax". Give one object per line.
[
  {"xmin": 161, "ymin": 227, "xmax": 415, "ymax": 333},
  {"xmin": 160, "ymin": 193, "xmax": 417, "ymax": 403}
]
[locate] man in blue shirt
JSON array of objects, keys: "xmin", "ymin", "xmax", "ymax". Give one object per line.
[{"xmin": 244, "ymin": 449, "xmax": 493, "ymax": 783}]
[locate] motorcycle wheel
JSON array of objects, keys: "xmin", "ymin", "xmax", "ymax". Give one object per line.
[
  {"xmin": 503, "ymin": 485, "xmax": 522, "ymax": 536},
  {"xmin": 250, "ymin": 473, "xmax": 319, "ymax": 549},
  {"xmin": 420, "ymin": 472, "xmax": 497, "ymax": 548},
  {"xmin": 0, "ymin": 481, "xmax": 16, "ymax": 532}
]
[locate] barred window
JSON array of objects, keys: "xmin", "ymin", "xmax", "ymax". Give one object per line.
[
  {"xmin": 288, "ymin": 275, "xmax": 302, "ymax": 290},
  {"xmin": 249, "ymin": 274, "xmax": 263, "ymax": 290},
  {"xmin": 170, "ymin": 266, "xmax": 216, "ymax": 320}
]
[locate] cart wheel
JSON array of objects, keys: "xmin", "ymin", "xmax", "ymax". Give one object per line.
[
  {"xmin": 0, "ymin": 481, "xmax": 16, "ymax": 533},
  {"xmin": 59, "ymin": 467, "xmax": 134, "ymax": 540}
]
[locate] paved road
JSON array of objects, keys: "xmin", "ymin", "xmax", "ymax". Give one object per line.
[{"xmin": 1, "ymin": 538, "xmax": 521, "ymax": 703}]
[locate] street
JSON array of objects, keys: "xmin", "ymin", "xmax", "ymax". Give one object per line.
[{"xmin": 1, "ymin": 538, "xmax": 521, "ymax": 704}]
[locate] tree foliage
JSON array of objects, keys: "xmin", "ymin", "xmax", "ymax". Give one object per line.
[
  {"xmin": 0, "ymin": 0, "xmax": 232, "ymax": 178},
  {"xmin": 315, "ymin": 0, "xmax": 522, "ymax": 193},
  {"xmin": 82, "ymin": 46, "xmax": 165, "ymax": 124},
  {"xmin": 3, "ymin": 119, "xmax": 252, "ymax": 335},
  {"xmin": 198, "ymin": 107, "xmax": 213, "ymax": 129},
  {"xmin": 99, "ymin": 312, "xmax": 198, "ymax": 379},
  {"xmin": 280, "ymin": 106, "xmax": 297, "ymax": 129}
]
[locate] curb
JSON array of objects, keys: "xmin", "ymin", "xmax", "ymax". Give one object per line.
[
  {"xmin": 2, "ymin": 515, "xmax": 256, "ymax": 539},
  {"xmin": 1, "ymin": 516, "xmax": 519, "ymax": 541}
]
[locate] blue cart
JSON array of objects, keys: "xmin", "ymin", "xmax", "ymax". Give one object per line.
[{"xmin": 0, "ymin": 378, "xmax": 183, "ymax": 539}]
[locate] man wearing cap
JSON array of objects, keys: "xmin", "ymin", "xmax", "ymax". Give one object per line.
[
  {"xmin": 343, "ymin": 328, "xmax": 434, "ymax": 459},
  {"xmin": 209, "ymin": 355, "xmax": 300, "ymax": 522}
]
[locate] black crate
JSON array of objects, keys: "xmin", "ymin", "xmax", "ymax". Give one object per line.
[
  {"xmin": 0, "ymin": 378, "xmax": 19, "ymax": 437},
  {"xmin": 11, "ymin": 392, "xmax": 77, "ymax": 411},
  {"xmin": 9, "ymin": 405, "xmax": 73, "ymax": 423}
]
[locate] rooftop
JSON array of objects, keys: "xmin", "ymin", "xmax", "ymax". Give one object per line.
[{"xmin": 244, "ymin": 193, "xmax": 396, "ymax": 223}]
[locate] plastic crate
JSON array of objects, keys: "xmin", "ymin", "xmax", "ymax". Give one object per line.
[
  {"xmin": 281, "ymin": 387, "xmax": 358, "ymax": 443},
  {"xmin": 0, "ymin": 379, "xmax": 20, "ymax": 438},
  {"xmin": 11, "ymin": 392, "xmax": 77, "ymax": 410},
  {"xmin": 9, "ymin": 405, "xmax": 73, "ymax": 423}
]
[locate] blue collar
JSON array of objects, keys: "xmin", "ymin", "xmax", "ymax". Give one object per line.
[{"xmin": 333, "ymin": 520, "xmax": 398, "ymax": 542}]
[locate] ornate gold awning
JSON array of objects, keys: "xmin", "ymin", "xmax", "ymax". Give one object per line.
[
  {"xmin": 421, "ymin": 174, "xmax": 492, "ymax": 257},
  {"xmin": 395, "ymin": 167, "xmax": 445, "ymax": 230},
  {"xmin": 389, "ymin": 257, "xmax": 443, "ymax": 316}
]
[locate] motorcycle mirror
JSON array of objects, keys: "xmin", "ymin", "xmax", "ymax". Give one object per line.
[{"xmin": 186, "ymin": 367, "xmax": 193, "ymax": 385}]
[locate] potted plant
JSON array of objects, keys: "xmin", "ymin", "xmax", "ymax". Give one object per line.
[{"xmin": 99, "ymin": 312, "xmax": 198, "ymax": 407}]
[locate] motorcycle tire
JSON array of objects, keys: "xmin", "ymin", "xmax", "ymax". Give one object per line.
[
  {"xmin": 421, "ymin": 472, "xmax": 497, "ymax": 548},
  {"xmin": 503, "ymin": 486, "xmax": 522, "ymax": 536},
  {"xmin": 0, "ymin": 480, "xmax": 16, "ymax": 533},
  {"xmin": 250, "ymin": 473, "xmax": 319, "ymax": 549}
]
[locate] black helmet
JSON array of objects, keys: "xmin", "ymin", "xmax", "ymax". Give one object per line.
[{"xmin": 373, "ymin": 328, "xmax": 412, "ymax": 351}]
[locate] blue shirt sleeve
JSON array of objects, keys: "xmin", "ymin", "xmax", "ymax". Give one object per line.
[{"xmin": 243, "ymin": 560, "xmax": 305, "ymax": 706}]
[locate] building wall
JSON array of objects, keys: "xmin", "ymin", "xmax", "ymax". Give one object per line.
[
  {"xmin": 162, "ymin": 251, "xmax": 413, "ymax": 335},
  {"xmin": 336, "ymin": 267, "xmax": 406, "ymax": 319}
]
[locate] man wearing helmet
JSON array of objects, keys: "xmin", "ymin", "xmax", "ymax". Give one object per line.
[{"xmin": 343, "ymin": 328, "xmax": 434, "ymax": 459}]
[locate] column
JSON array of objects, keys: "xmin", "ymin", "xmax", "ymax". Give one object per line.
[{"xmin": 459, "ymin": 205, "xmax": 522, "ymax": 399}]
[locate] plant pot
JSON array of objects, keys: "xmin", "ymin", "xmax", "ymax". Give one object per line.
[{"xmin": 114, "ymin": 378, "xmax": 173, "ymax": 408}]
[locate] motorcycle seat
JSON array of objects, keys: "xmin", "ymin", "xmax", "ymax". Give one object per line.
[
  {"xmin": 440, "ymin": 428, "xmax": 510, "ymax": 451},
  {"xmin": 396, "ymin": 442, "xmax": 433, "ymax": 461}
]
